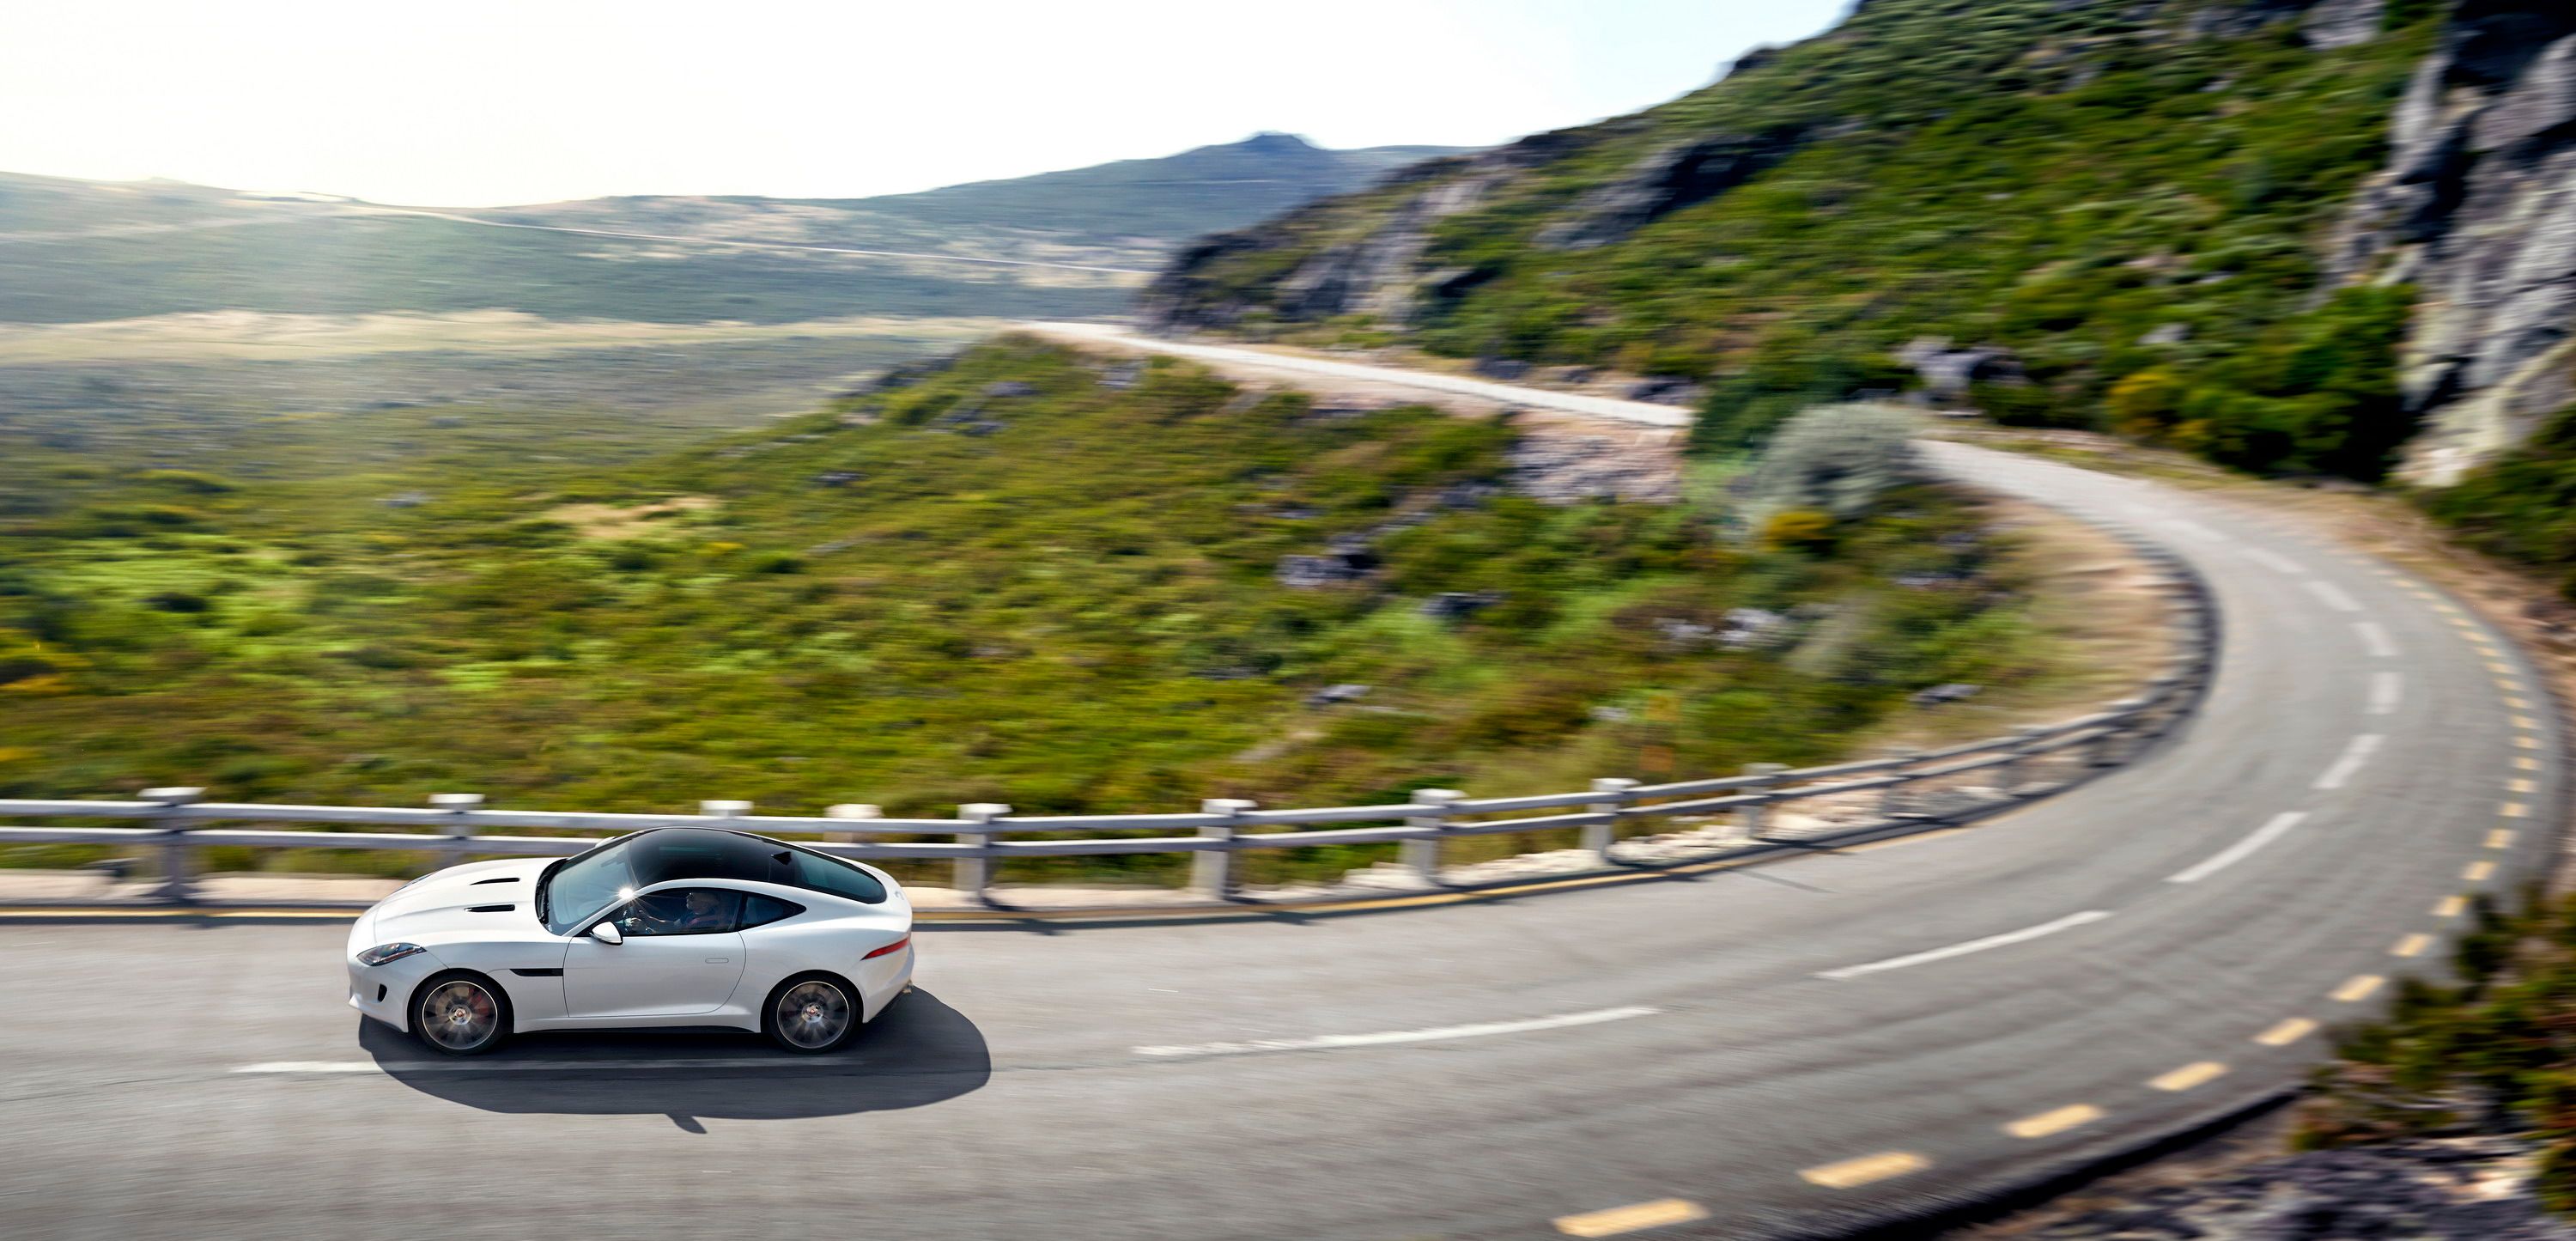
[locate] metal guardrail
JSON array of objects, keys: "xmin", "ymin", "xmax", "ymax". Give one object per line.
[{"xmin": 0, "ymin": 536, "xmax": 2215, "ymax": 909}]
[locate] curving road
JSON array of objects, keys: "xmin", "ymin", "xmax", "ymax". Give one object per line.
[{"xmin": 0, "ymin": 350, "xmax": 2561, "ymax": 1241}]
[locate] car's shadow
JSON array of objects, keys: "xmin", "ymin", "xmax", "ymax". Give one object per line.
[{"xmin": 359, "ymin": 989, "xmax": 989, "ymax": 1124}]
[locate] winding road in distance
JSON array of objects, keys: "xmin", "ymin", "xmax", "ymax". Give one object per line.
[{"xmin": 2, "ymin": 334, "xmax": 2561, "ymax": 1241}]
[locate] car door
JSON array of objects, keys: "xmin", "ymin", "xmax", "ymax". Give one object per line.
[{"xmin": 562, "ymin": 886, "xmax": 749, "ymax": 1018}]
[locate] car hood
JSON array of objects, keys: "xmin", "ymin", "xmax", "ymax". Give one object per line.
[{"xmin": 359, "ymin": 857, "xmax": 556, "ymax": 946}]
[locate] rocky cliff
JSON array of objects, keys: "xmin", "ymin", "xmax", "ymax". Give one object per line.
[{"xmin": 2333, "ymin": 2, "xmax": 2576, "ymax": 484}]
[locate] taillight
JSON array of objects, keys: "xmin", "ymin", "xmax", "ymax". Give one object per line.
[{"xmin": 863, "ymin": 935, "xmax": 909, "ymax": 960}]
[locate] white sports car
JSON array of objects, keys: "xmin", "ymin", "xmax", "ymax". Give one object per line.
[{"xmin": 347, "ymin": 826, "xmax": 914, "ymax": 1055}]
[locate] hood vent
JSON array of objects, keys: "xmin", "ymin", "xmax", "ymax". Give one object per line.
[
  {"xmin": 470, "ymin": 876, "xmax": 519, "ymax": 885},
  {"xmin": 465, "ymin": 903, "xmax": 516, "ymax": 913}
]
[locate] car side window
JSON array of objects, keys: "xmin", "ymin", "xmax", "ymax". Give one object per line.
[
  {"xmin": 738, "ymin": 893, "xmax": 805, "ymax": 930},
  {"xmin": 787, "ymin": 851, "xmax": 887, "ymax": 903},
  {"xmin": 611, "ymin": 887, "xmax": 744, "ymax": 936}
]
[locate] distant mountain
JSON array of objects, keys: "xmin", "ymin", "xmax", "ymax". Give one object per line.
[
  {"xmin": 836, "ymin": 132, "xmax": 1476, "ymax": 240},
  {"xmin": 0, "ymin": 133, "xmax": 1469, "ymax": 326}
]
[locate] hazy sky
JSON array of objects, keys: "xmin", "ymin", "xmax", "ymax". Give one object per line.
[{"xmin": 0, "ymin": 1, "xmax": 1847, "ymax": 207}]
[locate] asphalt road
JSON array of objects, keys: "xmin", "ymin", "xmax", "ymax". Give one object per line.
[{"xmin": 0, "ymin": 362, "xmax": 2561, "ymax": 1240}]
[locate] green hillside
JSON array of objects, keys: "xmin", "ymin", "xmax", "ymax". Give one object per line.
[
  {"xmin": 1145, "ymin": 0, "xmax": 2437, "ymax": 479},
  {"xmin": 0, "ymin": 339, "xmax": 2053, "ymax": 885}
]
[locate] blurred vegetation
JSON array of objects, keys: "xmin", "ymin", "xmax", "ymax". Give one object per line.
[
  {"xmin": 0, "ymin": 339, "xmax": 2059, "ymax": 886},
  {"xmin": 1169, "ymin": 0, "xmax": 2439, "ymax": 481},
  {"xmin": 2295, "ymin": 888, "xmax": 2576, "ymax": 1211},
  {"xmin": 2420, "ymin": 405, "xmax": 2576, "ymax": 603}
]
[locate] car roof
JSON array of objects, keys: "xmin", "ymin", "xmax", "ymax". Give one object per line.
[{"xmin": 611, "ymin": 827, "xmax": 890, "ymax": 903}]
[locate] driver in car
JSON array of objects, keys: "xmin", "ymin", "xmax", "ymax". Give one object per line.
[{"xmin": 676, "ymin": 889, "xmax": 729, "ymax": 931}]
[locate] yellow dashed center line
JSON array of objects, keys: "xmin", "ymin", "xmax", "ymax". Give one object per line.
[
  {"xmin": 2506, "ymin": 697, "xmax": 2533, "ymax": 710},
  {"xmin": 2149, "ymin": 1062, "xmax": 2228, "ymax": 1092},
  {"xmin": 1553, "ymin": 1199, "xmax": 1710, "ymax": 1237},
  {"xmin": 2488, "ymin": 662, "xmax": 2517, "ymax": 675},
  {"xmin": 1799, "ymin": 1151, "xmax": 1930, "ymax": 1189},
  {"xmin": 2435, "ymin": 894, "xmax": 2469, "ymax": 918},
  {"xmin": 2517, "ymin": 736, "xmax": 2542, "ymax": 750},
  {"xmin": 2510, "ymin": 778, "xmax": 2537, "ymax": 794},
  {"xmin": 2392, "ymin": 933, "xmax": 2433, "ymax": 958},
  {"xmin": 2512, "ymin": 719, "xmax": 2540, "ymax": 733},
  {"xmin": 2331, "ymin": 975, "xmax": 2385, "ymax": 1003},
  {"xmin": 2504, "ymin": 802, "xmax": 2531, "ymax": 818},
  {"xmin": 2004, "ymin": 1104, "xmax": 2104, "ymax": 1139},
  {"xmin": 2257, "ymin": 1018, "xmax": 2318, "ymax": 1046},
  {"xmin": 2488, "ymin": 829, "xmax": 2517, "ymax": 849},
  {"xmin": 2517, "ymin": 756, "xmax": 2542, "ymax": 771},
  {"xmin": 2465, "ymin": 860, "xmax": 2498, "ymax": 882}
]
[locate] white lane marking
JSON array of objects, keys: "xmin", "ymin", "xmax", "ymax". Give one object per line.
[
  {"xmin": 2167, "ymin": 812, "xmax": 2310, "ymax": 885},
  {"xmin": 1817, "ymin": 910, "xmax": 2112, "ymax": 981},
  {"xmin": 2244, "ymin": 546, "xmax": 2307, "ymax": 575},
  {"xmin": 2368, "ymin": 671, "xmax": 2404, "ymax": 715},
  {"xmin": 2354, "ymin": 623, "xmax": 2398, "ymax": 659},
  {"xmin": 1133, "ymin": 1005, "xmax": 1660, "ymax": 1059},
  {"xmin": 2312, "ymin": 734, "xmax": 2385, "ymax": 791},
  {"xmin": 2305, "ymin": 581, "xmax": 2365, "ymax": 613},
  {"xmin": 236, "ymin": 1058, "xmax": 863, "ymax": 1074},
  {"xmin": 2164, "ymin": 519, "xmax": 2227, "ymax": 544}
]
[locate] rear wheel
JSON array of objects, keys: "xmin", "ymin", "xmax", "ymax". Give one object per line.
[
  {"xmin": 763, "ymin": 974, "xmax": 860, "ymax": 1054},
  {"xmin": 411, "ymin": 971, "xmax": 510, "ymax": 1056}
]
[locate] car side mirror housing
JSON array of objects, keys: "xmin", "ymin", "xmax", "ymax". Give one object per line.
[{"xmin": 590, "ymin": 921, "xmax": 623, "ymax": 946}]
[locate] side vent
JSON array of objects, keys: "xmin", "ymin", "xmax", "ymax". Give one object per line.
[
  {"xmin": 470, "ymin": 876, "xmax": 520, "ymax": 885},
  {"xmin": 465, "ymin": 904, "xmax": 516, "ymax": 913},
  {"xmin": 508, "ymin": 967, "xmax": 564, "ymax": 978}
]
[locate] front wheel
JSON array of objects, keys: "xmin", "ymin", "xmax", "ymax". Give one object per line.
[
  {"xmin": 763, "ymin": 974, "xmax": 860, "ymax": 1054},
  {"xmin": 412, "ymin": 971, "xmax": 510, "ymax": 1056}
]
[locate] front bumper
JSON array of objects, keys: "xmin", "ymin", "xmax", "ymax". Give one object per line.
[{"xmin": 346, "ymin": 948, "xmax": 444, "ymax": 1033}]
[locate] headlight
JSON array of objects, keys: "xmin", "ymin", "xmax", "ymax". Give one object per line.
[{"xmin": 356, "ymin": 943, "xmax": 427, "ymax": 967}]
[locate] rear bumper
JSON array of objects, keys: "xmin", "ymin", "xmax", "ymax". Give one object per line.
[{"xmin": 856, "ymin": 941, "xmax": 914, "ymax": 1023}]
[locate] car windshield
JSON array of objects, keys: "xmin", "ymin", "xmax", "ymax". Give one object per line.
[
  {"xmin": 538, "ymin": 828, "xmax": 884, "ymax": 934},
  {"xmin": 538, "ymin": 836, "xmax": 640, "ymax": 935}
]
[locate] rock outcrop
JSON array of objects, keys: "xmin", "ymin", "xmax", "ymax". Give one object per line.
[
  {"xmin": 2332, "ymin": 1, "xmax": 2576, "ymax": 484},
  {"xmin": 1533, "ymin": 127, "xmax": 1807, "ymax": 251},
  {"xmin": 1138, "ymin": 133, "xmax": 1589, "ymax": 333}
]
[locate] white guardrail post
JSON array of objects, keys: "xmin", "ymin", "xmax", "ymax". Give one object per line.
[
  {"xmin": 431, "ymin": 793, "xmax": 483, "ymax": 867},
  {"xmin": 1584, "ymin": 778, "xmax": 1637, "ymax": 860},
  {"xmin": 827, "ymin": 803, "xmax": 881, "ymax": 843},
  {"xmin": 1877, "ymin": 751, "xmax": 1920, "ymax": 821},
  {"xmin": 1193, "ymin": 799, "xmax": 1256, "ymax": 899},
  {"xmin": 702, "ymin": 799, "xmax": 752, "ymax": 821},
  {"xmin": 957, "ymin": 803, "xmax": 1009, "ymax": 902},
  {"xmin": 1738, "ymin": 763, "xmax": 1789, "ymax": 840},
  {"xmin": 144, "ymin": 786, "xmax": 203, "ymax": 904},
  {"xmin": 1401, "ymin": 789, "xmax": 1462, "ymax": 884}
]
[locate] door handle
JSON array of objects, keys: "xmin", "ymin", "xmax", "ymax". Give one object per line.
[{"xmin": 706, "ymin": 957, "xmax": 731, "ymax": 964}]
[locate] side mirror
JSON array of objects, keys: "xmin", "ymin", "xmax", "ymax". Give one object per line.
[{"xmin": 590, "ymin": 921, "xmax": 623, "ymax": 946}]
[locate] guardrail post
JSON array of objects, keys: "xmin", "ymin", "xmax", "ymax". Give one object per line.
[
  {"xmin": 2103, "ymin": 697, "xmax": 2152, "ymax": 765},
  {"xmin": 701, "ymin": 799, "xmax": 752, "ymax": 820},
  {"xmin": 143, "ymin": 786, "xmax": 203, "ymax": 905},
  {"xmin": 1878, "ymin": 751, "xmax": 1920, "ymax": 821},
  {"xmin": 826, "ymin": 803, "xmax": 881, "ymax": 845},
  {"xmin": 1738, "ymin": 763, "xmax": 1789, "ymax": 840},
  {"xmin": 430, "ymin": 793, "xmax": 483, "ymax": 867},
  {"xmin": 1193, "ymin": 799, "xmax": 1256, "ymax": 899},
  {"xmin": 1999, "ymin": 727, "xmax": 2047, "ymax": 796},
  {"xmin": 956, "ymin": 803, "xmax": 1009, "ymax": 902},
  {"xmin": 1401, "ymin": 789, "xmax": 1462, "ymax": 885},
  {"xmin": 1585, "ymin": 779, "xmax": 1637, "ymax": 860}
]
